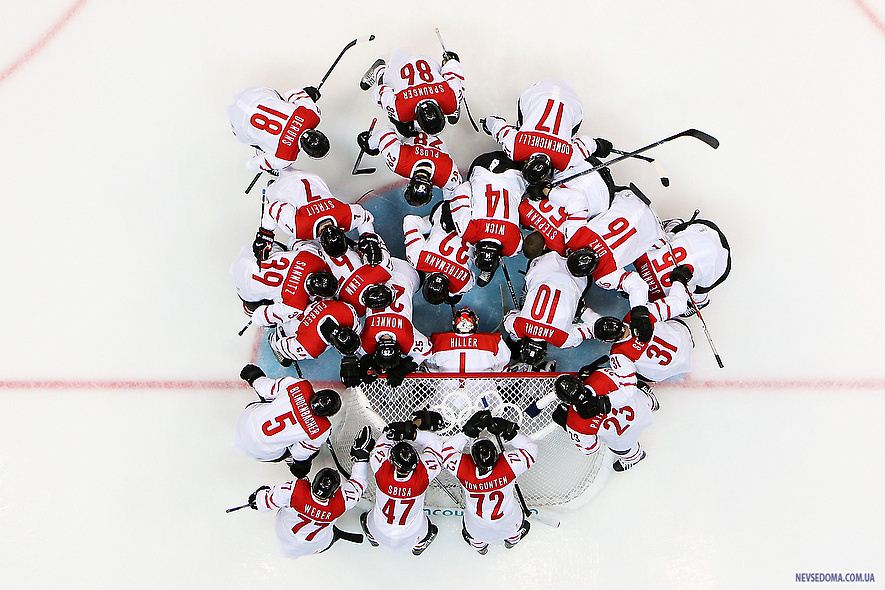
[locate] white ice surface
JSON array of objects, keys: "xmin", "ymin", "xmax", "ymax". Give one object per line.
[{"xmin": 1, "ymin": 0, "xmax": 884, "ymax": 588}]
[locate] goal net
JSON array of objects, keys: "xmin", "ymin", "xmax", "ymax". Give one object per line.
[{"xmin": 330, "ymin": 373, "xmax": 610, "ymax": 509}]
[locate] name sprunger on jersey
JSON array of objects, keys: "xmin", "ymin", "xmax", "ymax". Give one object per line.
[{"xmin": 400, "ymin": 83, "xmax": 446, "ymax": 101}]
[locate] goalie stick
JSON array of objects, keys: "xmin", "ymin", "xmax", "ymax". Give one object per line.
[
  {"xmin": 433, "ymin": 28, "xmax": 480, "ymax": 132},
  {"xmin": 550, "ymin": 129, "xmax": 719, "ymax": 187}
]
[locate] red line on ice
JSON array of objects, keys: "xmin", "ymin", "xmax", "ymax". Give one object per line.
[
  {"xmin": 853, "ymin": 0, "xmax": 885, "ymax": 36},
  {"xmin": 0, "ymin": 0, "xmax": 89, "ymax": 84}
]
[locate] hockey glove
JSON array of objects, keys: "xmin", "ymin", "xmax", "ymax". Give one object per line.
[
  {"xmin": 592, "ymin": 138, "xmax": 613, "ymax": 159},
  {"xmin": 357, "ymin": 232, "xmax": 384, "ymax": 266},
  {"xmin": 480, "ymin": 116, "xmax": 504, "ymax": 137},
  {"xmin": 340, "ymin": 355, "xmax": 363, "ymax": 387},
  {"xmin": 441, "ymin": 50, "xmax": 460, "ymax": 64},
  {"xmin": 551, "ymin": 404, "xmax": 569, "ymax": 430},
  {"xmin": 248, "ymin": 485, "xmax": 271, "ymax": 510},
  {"xmin": 488, "ymin": 417, "xmax": 519, "ymax": 441},
  {"xmin": 302, "ymin": 86, "xmax": 321, "ymax": 102},
  {"xmin": 575, "ymin": 394, "xmax": 612, "ymax": 420},
  {"xmin": 387, "ymin": 358, "xmax": 418, "ymax": 388},
  {"xmin": 463, "ymin": 409, "xmax": 492, "ymax": 438},
  {"xmin": 578, "ymin": 356, "xmax": 610, "ymax": 380},
  {"xmin": 350, "ymin": 426, "xmax": 375, "ymax": 462},
  {"xmin": 239, "ymin": 364, "xmax": 265, "ymax": 387},
  {"xmin": 358, "ymin": 354, "xmax": 380, "ymax": 384},
  {"xmin": 629, "ymin": 306, "xmax": 654, "ymax": 343},
  {"xmin": 412, "ymin": 409, "xmax": 445, "ymax": 432},
  {"xmin": 252, "ymin": 228, "xmax": 274, "ymax": 262},
  {"xmin": 670, "ymin": 264, "xmax": 693, "ymax": 286},
  {"xmin": 384, "ymin": 420, "xmax": 418, "ymax": 442},
  {"xmin": 356, "ymin": 131, "xmax": 380, "ymax": 156}
]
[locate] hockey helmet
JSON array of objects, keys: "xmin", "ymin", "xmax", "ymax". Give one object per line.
[
  {"xmin": 422, "ymin": 273, "xmax": 451, "ymax": 305},
  {"xmin": 415, "ymin": 100, "xmax": 445, "ymax": 135},
  {"xmin": 299, "ymin": 129, "xmax": 330, "ymax": 159},
  {"xmin": 311, "ymin": 467, "xmax": 341, "ymax": 500}
]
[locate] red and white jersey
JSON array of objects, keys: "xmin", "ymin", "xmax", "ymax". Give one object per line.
[
  {"xmin": 425, "ymin": 332, "xmax": 510, "ymax": 373},
  {"xmin": 503, "ymin": 252, "xmax": 593, "ymax": 348},
  {"xmin": 228, "ymin": 87, "xmax": 321, "ymax": 171},
  {"xmin": 448, "ymin": 167, "xmax": 525, "ymax": 257},
  {"xmin": 442, "ymin": 432, "xmax": 538, "ymax": 544},
  {"xmin": 403, "ymin": 214, "xmax": 474, "ymax": 295},
  {"xmin": 633, "ymin": 221, "xmax": 731, "ymax": 302},
  {"xmin": 612, "ymin": 315, "xmax": 694, "ymax": 383},
  {"xmin": 565, "ymin": 188, "xmax": 664, "ymax": 307},
  {"xmin": 261, "ymin": 171, "xmax": 374, "ymax": 240},
  {"xmin": 546, "ymin": 152, "xmax": 612, "ymax": 217},
  {"xmin": 277, "ymin": 300, "xmax": 360, "ymax": 360},
  {"xmin": 253, "ymin": 463, "xmax": 368, "ymax": 559},
  {"xmin": 518, "ymin": 198, "xmax": 589, "ymax": 256},
  {"xmin": 484, "ymin": 81, "xmax": 598, "ymax": 171},
  {"xmin": 323, "ymin": 247, "xmax": 393, "ymax": 317},
  {"xmin": 373, "ymin": 51, "xmax": 464, "ymax": 123},
  {"xmin": 368, "ymin": 127, "xmax": 462, "ymax": 195},
  {"xmin": 234, "ymin": 377, "xmax": 333, "ymax": 462},
  {"xmin": 361, "ymin": 259, "xmax": 431, "ymax": 361},
  {"xmin": 366, "ymin": 432, "xmax": 443, "ymax": 550}
]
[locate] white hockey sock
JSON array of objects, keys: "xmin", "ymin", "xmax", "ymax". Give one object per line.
[{"xmin": 612, "ymin": 443, "xmax": 643, "ymax": 465}]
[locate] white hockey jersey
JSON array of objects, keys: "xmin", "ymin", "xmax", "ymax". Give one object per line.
[
  {"xmin": 448, "ymin": 166, "xmax": 525, "ymax": 257},
  {"xmin": 425, "ymin": 332, "xmax": 510, "ymax": 373},
  {"xmin": 274, "ymin": 299, "xmax": 360, "ymax": 360},
  {"xmin": 373, "ymin": 51, "xmax": 465, "ymax": 123},
  {"xmin": 403, "ymin": 214, "xmax": 474, "ymax": 296},
  {"xmin": 360, "ymin": 258, "xmax": 430, "ymax": 361},
  {"xmin": 367, "ymin": 127, "xmax": 462, "ymax": 196},
  {"xmin": 323, "ymin": 245, "xmax": 394, "ymax": 317}
]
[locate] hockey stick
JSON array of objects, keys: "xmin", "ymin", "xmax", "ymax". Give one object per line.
[
  {"xmin": 636, "ymin": 183, "xmax": 725, "ymax": 368},
  {"xmin": 491, "ymin": 431, "xmax": 561, "ymax": 528},
  {"xmin": 237, "ymin": 320, "xmax": 251, "ymax": 337},
  {"xmin": 327, "ymin": 439, "xmax": 352, "ymax": 479},
  {"xmin": 609, "ymin": 148, "xmax": 670, "ymax": 187},
  {"xmin": 352, "ymin": 117, "xmax": 378, "ymax": 175},
  {"xmin": 225, "ymin": 503, "xmax": 250, "ymax": 513},
  {"xmin": 500, "ymin": 261, "xmax": 520, "ymax": 308},
  {"xmin": 551, "ymin": 129, "xmax": 719, "ymax": 187},
  {"xmin": 292, "ymin": 357, "xmax": 304, "ymax": 379},
  {"xmin": 316, "ymin": 34, "xmax": 376, "ymax": 93},
  {"xmin": 332, "ymin": 526, "xmax": 364, "ymax": 544},
  {"xmin": 244, "ymin": 172, "xmax": 262, "ymax": 195},
  {"xmin": 433, "ymin": 28, "xmax": 480, "ymax": 133}
]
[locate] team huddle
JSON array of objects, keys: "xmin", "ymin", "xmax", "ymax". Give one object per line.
[{"xmin": 226, "ymin": 39, "xmax": 731, "ymax": 559}]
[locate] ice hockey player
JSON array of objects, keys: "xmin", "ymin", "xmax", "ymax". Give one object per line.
[
  {"xmin": 442, "ymin": 410, "xmax": 537, "ymax": 554},
  {"xmin": 361, "ymin": 50, "xmax": 465, "ymax": 137},
  {"xmin": 267, "ymin": 299, "xmax": 361, "ymax": 365},
  {"xmin": 502, "ymin": 251, "xmax": 597, "ymax": 369},
  {"xmin": 564, "ymin": 185, "xmax": 665, "ymax": 308},
  {"xmin": 228, "ymin": 86, "xmax": 329, "ymax": 174},
  {"xmin": 360, "ymin": 411, "xmax": 446, "ymax": 555},
  {"xmin": 257, "ymin": 169, "xmax": 376, "ymax": 246},
  {"xmin": 340, "ymin": 332, "xmax": 424, "ymax": 389},
  {"xmin": 447, "ymin": 152, "xmax": 526, "ymax": 286},
  {"xmin": 246, "ymin": 427, "xmax": 373, "ymax": 558},
  {"xmin": 632, "ymin": 213, "xmax": 731, "ymax": 316},
  {"xmin": 480, "ymin": 80, "xmax": 612, "ymax": 192},
  {"xmin": 425, "ymin": 308, "xmax": 510, "ymax": 372},
  {"xmin": 235, "ymin": 365, "xmax": 342, "ymax": 478},
  {"xmin": 518, "ymin": 198, "xmax": 592, "ymax": 257},
  {"xmin": 551, "ymin": 353, "xmax": 654, "ymax": 471},
  {"xmin": 357, "ymin": 125, "xmax": 463, "ymax": 205},
  {"xmin": 319, "ymin": 231, "xmax": 395, "ymax": 317},
  {"xmin": 403, "ymin": 202, "xmax": 474, "ymax": 305}
]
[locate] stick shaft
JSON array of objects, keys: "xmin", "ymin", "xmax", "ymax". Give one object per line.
[
  {"xmin": 501, "ymin": 262, "xmax": 519, "ymax": 308},
  {"xmin": 225, "ymin": 503, "xmax": 250, "ymax": 513},
  {"xmin": 326, "ymin": 439, "xmax": 351, "ymax": 478},
  {"xmin": 316, "ymin": 36, "xmax": 369, "ymax": 91},
  {"xmin": 244, "ymin": 172, "xmax": 262, "ymax": 195}
]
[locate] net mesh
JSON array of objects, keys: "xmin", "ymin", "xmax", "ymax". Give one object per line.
[{"xmin": 330, "ymin": 373, "xmax": 608, "ymax": 508}]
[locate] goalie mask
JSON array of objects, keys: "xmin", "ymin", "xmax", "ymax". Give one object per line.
[
  {"xmin": 310, "ymin": 388, "xmax": 342, "ymax": 417},
  {"xmin": 319, "ymin": 224, "xmax": 348, "ymax": 258},
  {"xmin": 415, "ymin": 99, "xmax": 445, "ymax": 135},
  {"xmin": 453, "ymin": 308, "xmax": 478, "ymax": 335},
  {"xmin": 361, "ymin": 284, "xmax": 394, "ymax": 311},
  {"xmin": 593, "ymin": 316, "xmax": 629, "ymax": 343},
  {"xmin": 374, "ymin": 335, "xmax": 401, "ymax": 372},
  {"xmin": 311, "ymin": 467, "xmax": 341, "ymax": 500},
  {"xmin": 470, "ymin": 438, "xmax": 499, "ymax": 475},
  {"xmin": 422, "ymin": 273, "xmax": 450, "ymax": 305},
  {"xmin": 299, "ymin": 129, "xmax": 330, "ymax": 159},
  {"xmin": 390, "ymin": 441, "xmax": 419, "ymax": 477},
  {"xmin": 519, "ymin": 338, "xmax": 547, "ymax": 366},
  {"xmin": 566, "ymin": 248, "xmax": 600, "ymax": 278},
  {"xmin": 305, "ymin": 271, "xmax": 337, "ymax": 298},
  {"xmin": 404, "ymin": 162, "xmax": 434, "ymax": 206},
  {"xmin": 521, "ymin": 153, "xmax": 553, "ymax": 186}
]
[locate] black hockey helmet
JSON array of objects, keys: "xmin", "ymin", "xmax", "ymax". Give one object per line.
[
  {"xmin": 415, "ymin": 100, "xmax": 445, "ymax": 135},
  {"xmin": 306, "ymin": 271, "xmax": 337, "ymax": 298},
  {"xmin": 311, "ymin": 467, "xmax": 341, "ymax": 500},
  {"xmin": 404, "ymin": 163, "xmax": 434, "ymax": 206},
  {"xmin": 310, "ymin": 388, "xmax": 342, "ymax": 417},
  {"xmin": 554, "ymin": 374, "xmax": 585, "ymax": 405},
  {"xmin": 390, "ymin": 441, "xmax": 419, "ymax": 476},
  {"xmin": 522, "ymin": 153, "xmax": 553, "ymax": 185},
  {"xmin": 374, "ymin": 335, "xmax": 401, "ymax": 372},
  {"xmin": 361, "ymin": 284, "xmax": 394, "ymax": 311},
  {"xmin": 593, "ymin": 316, "xmax": 629, "ymax": 343},
  {"xmin": 566, "ymin": 248, "xmax": 600, "ymax": 278},
  {"xmin": 467, "ymin": 150, "xmax": 520, "ymax": 177},
  {"xmin": 319, "ymin": 224, "xmax": 348, "ymax": 258},
  {"xmin": 319, "ymin": 319, "xmax": 360, "ymax": 355},
  {"xmin": 422, "ymin": 273, "xmax": 451, "ymax": 305},
  {"xmin": 470, "ymin": 438, "xmax": 499, "ymax": 475},
  {"xmin": 453, "ymin": 307, "xmax": 479, "ymax": 335},
  {"xmin": 474, "ymin": 240, "xmax": 502, "ymax": 273},
  {"xmin": 299, "ymin": 129, "xmax": 330, "ymax": 159},
  {"xmin": 519, "ymin": 338, "xmax": 547, "ymax": 366}
]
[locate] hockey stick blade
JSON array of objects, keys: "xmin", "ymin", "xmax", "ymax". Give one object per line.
[
  {"xmin": 524, "ymin": 392, "xmax": 557, "ymax": 418},
  {"xmin": 352, "ymin": 167, "xmax": 376, "ymax": 175},
  {"xmin": 681, "ymin": 129, "xmax": 720, "ymax": 149},
  {"xmin": 530, "ymin": 508, "xmax": 561, "ymax": 528}
]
